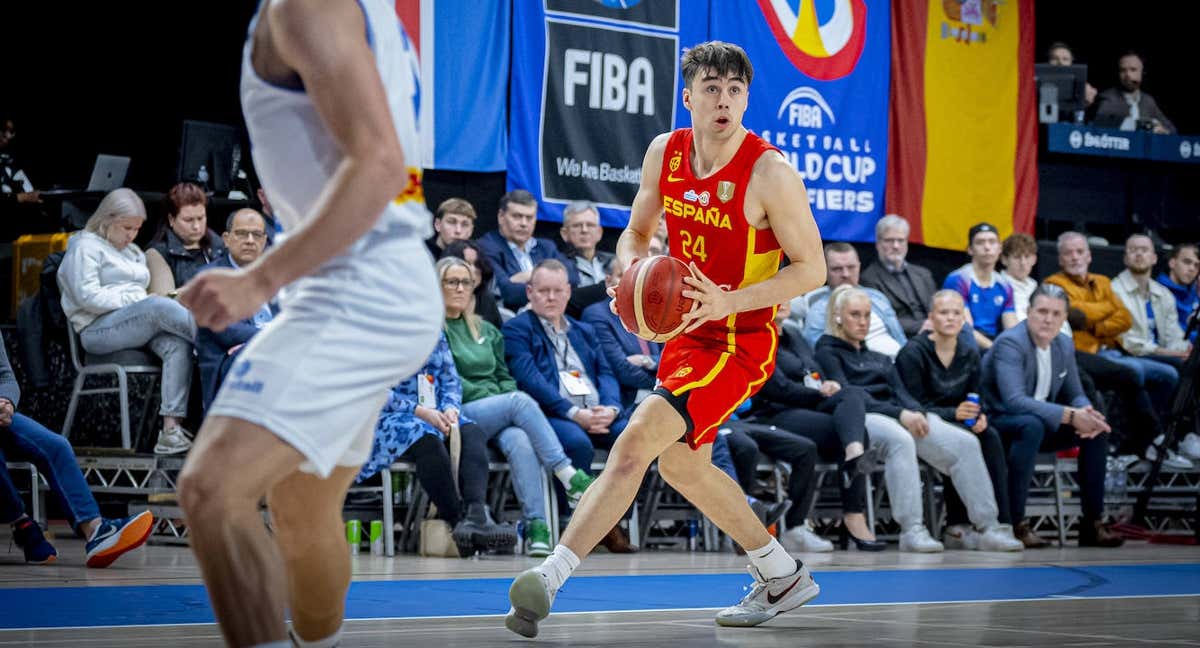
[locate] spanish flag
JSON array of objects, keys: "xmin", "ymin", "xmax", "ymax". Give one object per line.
[{"xmin": 885, "ymin": 0, "xmax": 1037, "ymax": 250}]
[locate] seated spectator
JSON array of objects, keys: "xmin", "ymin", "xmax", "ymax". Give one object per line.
[
  {"xmin": 981, "ymin": 284, "xmax": 1124, "ymax": 547},
  {"xmin": 478, "ymin": 189, "xmax": 578, "ymax": 311},
  {"xmin": 444, "ymin": 239, "xmax": 503, "ymax": 328},
  {"xmin": 860, "ymin": 214, "xmax": 938, "ymax": 338},
  {"xmin": 581, "ymin": 258, "xmax": 660, "ymax": 410},
  {"xmin": 999, "ymin": 233, "xmax": 1039, "ymax": 321},
  {"xmin": 1113, "ymin": 235, "xmax": 1189, "ymax": 367},
  {"xmin": 438, "ymin": 256, "xmax": 606, "ymax": 556},
  {"xmin": 57, "ymin": 189, "xmax": 197, "ymax": 455},
  {"xmin": 797, "ymin": 242, "xmax": 906, "ymax": 358},
  {"xmin": 1090, "ymin": 51, "xmax": 1175, "ymax": 134},
  {"xmin": 1157, "ymin": 243, "xmax": 1199, "ymax": 342},
  {"xmin": 817, "ymin": 285, "xmax": 1022, "ymax": 552},
  {"xmin": 560, "ymin": 201, "xmax": 612, "ymax": 287},
  {"xmin": 942, "ymin": 223, "xmax": 1017, "ymax": 350},
  {"xmin": 503, "ymin": 260, "xmax": 628, "ymax": 474},
  {"xmin": 752, "ymin": 302, "xmax": 881, "ymax": 552},
  {"xmin": 896, "ymin": 291, "xmax": 1025, "ymax": 547},
  {"xmin": 1, "ymin": 330, "xmax": 154, "ymax": 567},
  {"xmin": 195, "ymin": 209, "xmax": 274, "ymax": 413},
  {"xmin": 0, "ymin": 111, "xmax": 42, "ymax": 218},
  {"xmin": 146, "ymin": 182, "xmax": 226, "ymax": 295},
  {"xmin": 426, "ymin": 197, "xmax": 475, "ymax": 260},
  {"xmin": 357, "ymin": 333, "xmax": 518, "ymax": 557},
  {"xmin": 713, "ymin": 420, "xmax": 814, "ymax": 548},
  {"xmin": 1046, "ymin": 41, "xmax": 1097, "ymax": 107}
]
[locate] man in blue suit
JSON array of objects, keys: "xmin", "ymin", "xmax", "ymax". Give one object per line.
[
  {"xmin": 195, "ymin": 209, "xmax": 275, "ymax": 413},
  {"xmin": 981, "ymin": 283, "xmax": 1123, "ymax": 547},
  {"xmin": 478, "ymin": 189, "xmax": 578, "ymax": 311},
  {"xmin": 581, "ymin": 257, "xmax": 661, "ymax": 410},
  {"xmin": 503, "ymin": 260, "xmax": 627, "ymax": 472}
]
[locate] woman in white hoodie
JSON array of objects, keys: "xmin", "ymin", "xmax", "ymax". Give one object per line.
[{"xmin": 57, "ymin": 188, "xmax": 197, "ymax": 455}]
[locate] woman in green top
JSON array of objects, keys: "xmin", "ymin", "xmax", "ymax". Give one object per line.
[{"xmin": 438, "ymin": 256, "xmax": 595, "ymax": 557}]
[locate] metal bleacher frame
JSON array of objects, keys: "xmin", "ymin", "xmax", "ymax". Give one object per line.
[{"xmin": 4, "ymin": 462, "xmax": 49, "ymax": 527}]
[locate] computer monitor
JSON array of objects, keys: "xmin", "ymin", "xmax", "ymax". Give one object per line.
[
  {"xmin": 176, "ymin": 120, "xmax": 240, "ymax": 194},
  {"xmin": 1034, "ymin": 64, "xmax": 1088, "ymax": 122}
]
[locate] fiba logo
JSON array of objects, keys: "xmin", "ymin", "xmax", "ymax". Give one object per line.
[
  {"xmin": 759, "ymin": 0, "xmax": 867, "ymax": 80},
  {"xmin": 1069, "ymin": 130, "xmax": 1083, "ymax": 149},
  {"xmin": 777, "ymin": 87, "xmax": 836, "ymax": 129}
]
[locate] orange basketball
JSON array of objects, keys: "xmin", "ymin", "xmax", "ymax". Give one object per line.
[{"xmin": 615, "ymin": 256, "xmax": 696, "ymax": 342}]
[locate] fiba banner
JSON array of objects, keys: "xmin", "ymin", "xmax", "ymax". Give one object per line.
[
  {"xmin": 886, "ymin": 0, "xmax": 1037, "ymax": 249},
  {"xmin": 709, "ymin": 0, "xmax": 890, "ymax": 242},
  {"xmin": 509, "ymin": 0, "xmax": 709, "ymax": 227},
  {"xmin": 401, "ymin": 0, "xmax": 509, "ymax": 172}
]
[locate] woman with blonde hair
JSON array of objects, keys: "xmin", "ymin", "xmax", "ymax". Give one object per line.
[{"xmin": 57, "ymin": 188, "xmax": 197, "ymax": 455}]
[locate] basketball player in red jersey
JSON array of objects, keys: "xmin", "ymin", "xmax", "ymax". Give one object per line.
[{"xmin": 506, "ymin": 41, "xmax": 826, "ymax": 636}]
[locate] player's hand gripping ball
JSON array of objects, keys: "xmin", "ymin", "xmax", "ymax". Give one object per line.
[{"xmin": 615, "ymin": 256, "xmax": 696, "ymax": 342}]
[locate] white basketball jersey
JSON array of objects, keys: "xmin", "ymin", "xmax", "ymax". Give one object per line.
[{"xmin": 240, "ymin": 0, "xmax": 430, "ymax": 242}]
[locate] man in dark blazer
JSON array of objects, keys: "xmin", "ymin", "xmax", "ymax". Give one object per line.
[
  {"xmin": 478, "ymin": 189, "xmax": 578, "ymax": 311},
  {"xmin": 980, "ymin": 284, "xmax": 1123, "ymax": 547},
  {"xmin": 580, "ymin": 259, "xmax": 661, "ymax": 410},
  {"xmin": 859, "ymin": 215, "xmax": 939, "ymax": 338},
  {"xmin": 1089, "ymin": 51, "xmax": 1175, "ymax": 134},
  {"xmin": 195, "ymin": 209, "xmax": 275, "ymax": 412}
]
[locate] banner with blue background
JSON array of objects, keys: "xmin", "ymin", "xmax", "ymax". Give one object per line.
[{"xmin": 710, "ymin": 0, "xmax": 890, "ymax": 242}]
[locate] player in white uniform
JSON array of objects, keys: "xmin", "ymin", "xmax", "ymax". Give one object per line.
[{"xmin": 176, "ymin": 1, "xmax": 440, "ymax": 646}]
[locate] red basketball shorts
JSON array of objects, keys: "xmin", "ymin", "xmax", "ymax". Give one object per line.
[{"xmin": 653, "ymin": 326, "xmax": 778, "ymax": 449}]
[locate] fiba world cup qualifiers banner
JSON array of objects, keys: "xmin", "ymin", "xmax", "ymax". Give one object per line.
[
  {"xmin": 508, "ymin": 0, "xmax": 709, "ymax": 227},
  {"xmin": 886, "ymin": 0, "xmax": 1037, "ymax": 249},
  {"xmin": 708, "ymin": 1, "xmax": 890, "ymax": 242}
]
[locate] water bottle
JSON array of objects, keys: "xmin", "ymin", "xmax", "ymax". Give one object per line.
[
  {"xmin": 687, "ymin": 519, "xmax": 698, "ymax": 552},
  {"xmin": 196, "ymin": 164, "xmax": 210, "ymax": 191},
  {"xmin": 964, "ymin": 392, "xmax": 980, "ymax": 428}
]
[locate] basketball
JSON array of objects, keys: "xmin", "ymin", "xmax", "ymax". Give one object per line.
[{"xmin": 615, "ymin": 256, "xmax": 696, "ymax": 342}]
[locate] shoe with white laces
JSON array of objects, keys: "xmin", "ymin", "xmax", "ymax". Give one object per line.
[
  {"xmin": 1180, "ymin": 433, "xmax": 1200, "ymax": 462},
  {"xmin": 714, "ymin": 560, "xmax": 819, "ymax": 627},
  {"xmin": 153, "ymin": 426, "xmax": 193, "ymax": 455},
  {"xmin": 86, "ymin": 511, "xmax": 154, "ymax": 568},
  {"xmin": 898, "ymin": 525, "xmax": 944, "ymax": 553},
  {"xmin": 780, "ymin": 522, "xmax": 834, "ymax": 553},
  {"xmin": 1145, "ymin": 444, "xmax": 1195, "ymax": 471},
  {"xmin": 506, "ymin": 567, "xmax": 556, "ymax": 638},
  {"xmin": 977, "ymin": 524, "xmax": 1024, "ymax": 552},
  {"xmin": 942, "ymin": 523, "xmax": 979, "ymax": 550}
]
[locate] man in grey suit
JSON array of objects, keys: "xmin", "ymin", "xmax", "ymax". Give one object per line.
[
  {"xmin": 981, "ymin": 284, "xmax": 1124, "ymax": 547},
  {"xmin": 860, "ymin": 215, "xmax": 938, "ymax": 337},
  {"xmin": 1089, "ymin": 51, "xmax": 1175, "ymax": 134}
]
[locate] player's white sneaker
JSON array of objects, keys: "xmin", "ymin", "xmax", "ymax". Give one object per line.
[
  {"xmin": 714, "ymin": 560, "xmax": 819, "ymax": 627},
  {"xmin": 506, "ymin": 567, "xmax": 556, "ymax": 638}
]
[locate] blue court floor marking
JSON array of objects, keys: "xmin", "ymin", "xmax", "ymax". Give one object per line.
[{"xmin": 0, "ymin": 563, "xmax": 1197, "ymax": 630}]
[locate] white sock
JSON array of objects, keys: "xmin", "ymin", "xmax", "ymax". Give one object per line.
[
  {"xmin": 746, "ymin": 537, "xmax": 798, "ymax": 580},
  {"xmin": 554, "ymin": 464, "xmax": 578, "ymax": 486},
  {"xmin": 539, "ymin": 544, "xmax": 580, "ymax": 592},
  {"xmin": 289, "ymin": 625, "xmax": 343, "ymax": 648}
]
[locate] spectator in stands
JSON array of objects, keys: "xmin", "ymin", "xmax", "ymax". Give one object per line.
[
  {"xmin": 999, "ymin": 233, "xmax": 1039, "ymax": 321},
  {"xmin": 860, "ymin": 214, "xmax": 938, "ymax": 337},
  {"xmin": 943, "ymin": 223, "xmax": 1017, "ymax": 350},
  {"xmin": 0, "ymin": 112, "xmax": 40, "ymax": 211},
  {"xmin": 1157, "ymin": 243, "xmax": 1199, "ymax": 342},
  {"xmin": 648, "ymin": 233, "xmax": 665, "ymax": 257},
  {"xmin": 478, "ymin": 189, "xmax": 577, "ymax": 311},
  {"xmin": 1, "ymin": 330, "xmax": 155, "ymax": 567},
  {"xmin": 439, "ymin": 256, "xmax": 601, "ymax": 556},
  {"xmin": 818, "ymin": 285, "xmax": 1022, "ymax": 552},
  {"xmin": 716, "ymin": 420, "xmax": 818, "ymax": 550},
  {"xmin": 426, "ymin": 197, "xmax": 475, "ymax": 260},
  {"xmin": 896, "ymin": 291, "xmax": 1025, "ymax": 547},
  {"xmin": 981, "ymin": 284, "xmax": 1124, "ymax": 547},
  {"xmin": 560, "ymin": 201, "xmax": 612, "ymax": 288},
  {"xmin": 146, "ymin": 182, "xmax": 226, "ymax": 295},
  {"xmin": 797, "ymin": 242, "xmax": 906, "ymax": 358},
  {"xmin": 1090, "ymin": 51, "xmax": 1175, "ymax": 134},
  {"xmin": 752, "ymin": 301, "xmax": 881, "ymax": 552},
  {"xmin": 57, "ymin": 189, "xmax": 196, "ymax": 455},
  {"xmin": 1113, "ymin": 235, "xmax": 1190, "ymax": 367},
  {"xmin": 358, "ymin": 333, "xmax": 518, "ymax": 557},
  {"xmin": 195, "ymin": 209, "xmax": 274, "ymax": 413},
  {"xmin": 1046, "ymin": 41, "xmax": 1097, "ymax": 106},
  {"xmin": 582, "ymin": 258, "xmax": 660, "ymax": 410},
  {"xmin": 444, "ymin": 239, "xmax": 503, "ymax": 328}
]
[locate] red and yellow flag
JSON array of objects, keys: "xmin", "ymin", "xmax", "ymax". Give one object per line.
[{"xmin": 886, "ymin": 0, "xmax": 1037, "ymax": 249}]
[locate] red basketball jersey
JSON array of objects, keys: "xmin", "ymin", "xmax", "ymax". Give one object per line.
[{"xmin": 657, "ymin": 128, "xmax": 784, "ymax": 347}]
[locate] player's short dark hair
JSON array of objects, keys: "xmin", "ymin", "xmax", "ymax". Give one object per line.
[
  {"xmin": 499, "ymin": 189, "xmax": 537, "ymax": 213},
  {"xmin": 436, "ymin": 197, "xmax": 476, "ymax": 221},
  {"xmin": 682, "ymin": 41, "xmax": 753, "ymax": 89},
  {"xmin": 1168, "ymin": 243, "xmax": 1199, "ymax": 261}
]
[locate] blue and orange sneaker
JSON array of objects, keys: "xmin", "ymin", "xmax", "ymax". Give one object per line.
[
  {"xmin": 85, "ymin": 511, "xmax": 154, "ymax": 568},
  {"xmin": 12, "ymin": 518, "xmax": 56, "ymax": 564}
]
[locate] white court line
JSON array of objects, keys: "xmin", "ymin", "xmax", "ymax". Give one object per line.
[{"xmin": 0, "ymin": 592, "xmax": 1197, "ymax": 634}]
